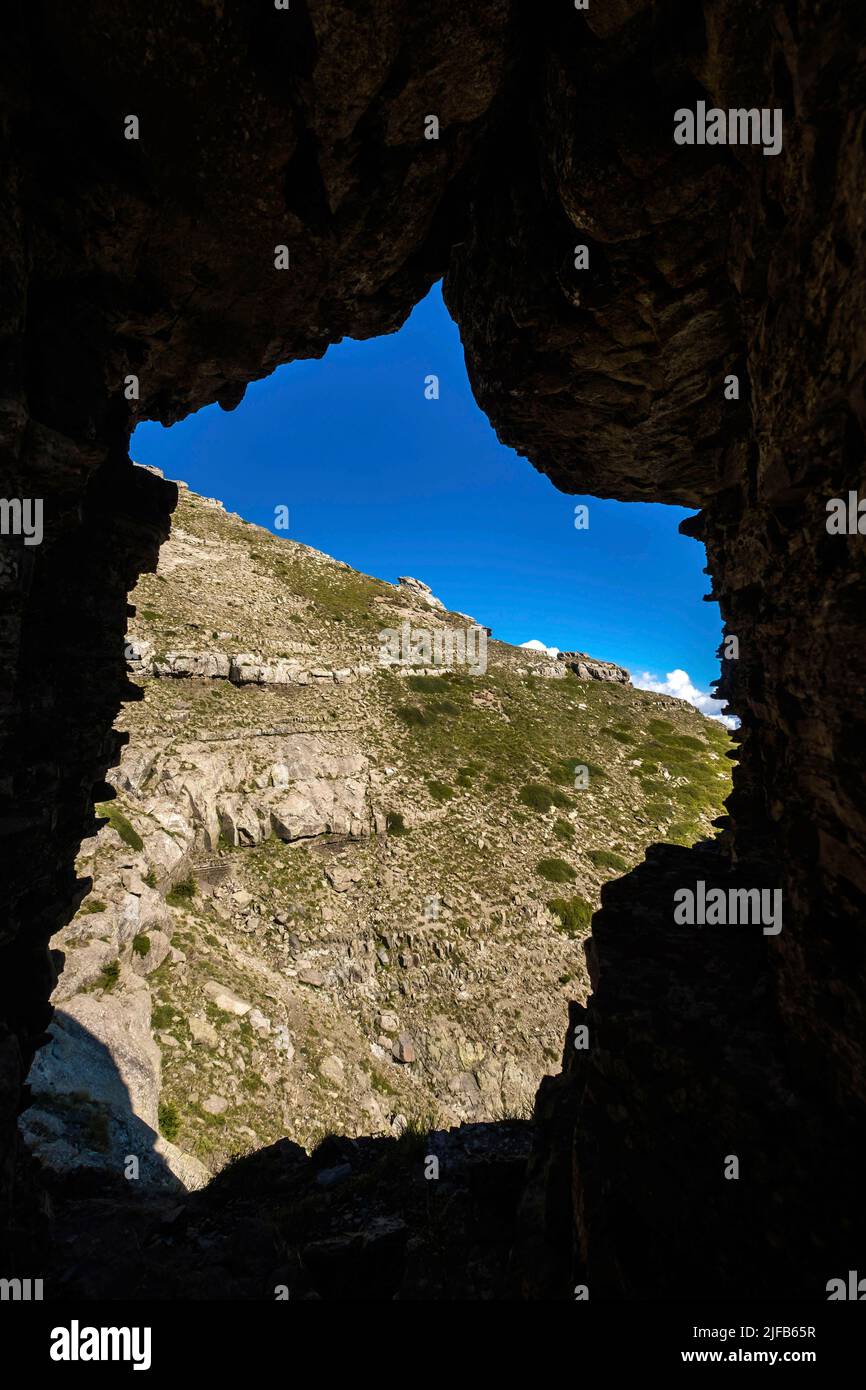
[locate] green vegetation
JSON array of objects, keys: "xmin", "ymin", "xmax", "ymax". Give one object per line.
[
  {"xmin": 647, "ymin": 718, "xmax": 674, "ymax": 735},
  {"xmin": 588, "ymin": 848, "xmax": 628, "ymax": 873},
  {"xmin": 547, "ymin": 895, "xmax": 593, "ymax": 936},
  {"xmin": 166, "ymin": 875, "xmax": 197, "ymax": 907},
  {"xmin": 98, "ymin": 960, "xmax": 120, "ymax": 992},
  {"xmin": 634, "ymin": 723, "xmax": 731, "ymax": 828},
  {"xmin": 386, "ymin": 1108, "xmax": 441, "ymax": 1164},
  {"xmin": 427, "ymin": 779, "xmax": 455, "ymax": 803},
  {"xmin": 407, "ymin": 675, "xmax": 450, "ymax": 694},
  {"xmin": 667, "ymin": 734, "xmax": 706, "ymax": 752},
  {"xmin": 95, "ymin": 801, "xmax": 144, "ymax": 852},
  {"xmin": 81, "ymin": 900, "xmax": 106, "ymax": 915},
  {"xmin": 456, "ymin": 761, "xmax": 481, "ymax": 788},
  {"xmin": 396, "ymin": 704, "xmax": 430, "ymax": 727},
  {"xmin": 436, "ymin": 699, "xmax": 461, "ymax": 715},
  {"xmin": 519, "ymin": 782, "xmax": 571, "ymax": 813},
  {"xmin": 120, "ymin": 487, "xmax": 738, "ymax": 1166},
  {"xmin": 548, "ymin": 757, "xmax": 606, "ymax": 785},
  {"xmin": 640, "ymin": 776, "xmax": 665, "ymax": 795},
  {"xmin": 132, "ymin": 933, "xmax": 151, "ymax": 957},
  {"xmin": 369, "ymin": 1068, "xmax": 398, "ymax": 1098},
  {"xmin": 536, "ymin": 857, "xmax": 577, "ymax": 883},
  {"xmin": 664, "ymin": 821, "xmax": 702, "ymax": 846},
  {"xmin": 158, "ymin": 1099, "xmax": 181, "ymax": 1142}
]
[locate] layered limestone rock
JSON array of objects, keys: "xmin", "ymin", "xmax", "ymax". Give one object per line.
[
  {"xmin": 557, "ymin": 653, "xmax": 630, "ymax": 684},
  {"xmin": 117, "ymin": 734, "xmax": 373, "ymax": 861},
  {"xmin": 396, "ymin": 577, "xmax": 447, "ymax": 610}
]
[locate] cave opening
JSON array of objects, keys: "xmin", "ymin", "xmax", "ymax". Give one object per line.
[
  {"xmin": 3, "ymin": 0, "xmax": 863, "ymax": 1312},
  {"xmin": 20, "ymin": 283, "xmax": 738, "ymax": 1210}
]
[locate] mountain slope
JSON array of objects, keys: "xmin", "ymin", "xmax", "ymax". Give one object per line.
[{"xmin": 23, "ymin": 477, "xmax": 733, "ymax": 1184}]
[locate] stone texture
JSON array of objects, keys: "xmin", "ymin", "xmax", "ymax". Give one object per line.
[
  {"xmin": 202, "ymin": 981, "xmax": 252, "ymax": 1018},
  {"xmin": 1, "ymin": 0, "xmax": 864, "ymax": 1301},
  {"xmin": 557, "ymin": 653, "xmax": 630, "ymax": 684}
]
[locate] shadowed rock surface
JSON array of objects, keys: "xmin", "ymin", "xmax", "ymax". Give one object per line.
[{"xmin": 1, "ymin": 0, "xmax": 865, "ymax": 1297}]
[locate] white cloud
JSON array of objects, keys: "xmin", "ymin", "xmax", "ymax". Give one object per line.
[
  {"xmin": 632, "ymin": 667, "xmax": 738, "ymax": 729},
  {"xmin": 519, "ymin": 639, "xmax": 560, "ymax": 658}
]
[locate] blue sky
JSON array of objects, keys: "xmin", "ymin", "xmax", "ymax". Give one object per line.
[{"xmin": 132, "ymin": 283, "xmax": 728, "ymax": 715}]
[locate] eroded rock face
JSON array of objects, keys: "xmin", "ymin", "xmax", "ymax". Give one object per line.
[
  {"xmin": 2, "ymin": 0, "xmax": 865, "ymax": 1296},
  {"xmin": 558, "ymin": 653, "xmax": 630, "ymax": 684}
]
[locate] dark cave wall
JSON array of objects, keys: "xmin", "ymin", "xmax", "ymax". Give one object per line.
[
  {"xmin": 446, "ymin": 0, "xmax": 866, "ymax": 1291},
  {"xmin": 1, "ymin": 0, "xmax": 865, "ymax": 1292},
  {"xmin": 0, "ymin": 0, "xmax": 513, "ymax": 1255}
]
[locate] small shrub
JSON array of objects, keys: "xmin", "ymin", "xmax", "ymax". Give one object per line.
[
  {"xmin": 436, "ymin": 698, "xmax": 460, "ymax": 716},
  {"xmin": 633, "ymin": 759, "xmax": 659, "ymax": 775},
  {"xmin": 95, "ymin": 801, "xmax": 144, "ymax": 852},
  {"xmin": 640, "ymin": 777, "xmax": 664, "ymax": 795},
  {"xmin": 588, "ymin": 849, "xmax": 628, "ymax": 873},
  {"xmin": 547, "ymin": 895, "xmax": 593, "ymax": 936},
  {"xmin": 98, "ymin": 960, "xmax": 120, "ymax": 992},
  {"xmin": 673, "ymin": 784, "xmax": 706, "ymax": 809},
  {"xmin": 386, "ymin": 811, "xmax": 407, "ymax": 835},
  {"xmin": 132, "ymin": 933, "xmax": 151, "ymax": 957},
  {"xmin": 427, "ymin": 779, "xmax": 455, "ymax": 803},
  {"xmin": 407, "ymin": 675, "xmax": 450, "ymax": 694},
  {"xmin": 536, "ymin": 857, "xmax": 576, "ymax": 883},
  {"xmin": 143, "ymin": 869, "xmax": 158, "ymax": 889},
  {"xmin": 647, "ymin": 719, "xmax": 674, "ymax": 736},
  {"xmin": 394, "ymin": 1108, "xmax": 441, "ymax": 1159},
  {"xmin": 166, "ymin": 875, "xmax": 197, "ymax": 907},
  {"xmin": 396, "ymin": 704, "xmax": 429, "ymax": 727},
  {"xmin": 550, "ymin": 758, "xmax": 606, "ymax": 784},
  {"xmin": 158, "ymin": 1099, "xmax": 181, "ymax": 1143},
  {"xmin": 665, "ymin": 821, "xmax": 700, "ymax": 846},
  {"xmin": 151, "ymin": 1004, "xmax": 174, "ymax": 1030},
  {"xmin": 553, "ymin": 818, "xmax": 574, "ymax": 842},
  {"xmin": 81, "ymin": 900, "xmax": 106, "ymax": 915},
  {"xmin": 547, "ymin": 762, "xmax": 572, "ymax": 786},
  {"xmin": 603, "ymin": 726, "xmax": 635, "ymax": 745},
  {"xmin": 370, "ymin": 1069, "xmax": 397, "ymax": 1097},
  {"xmin": 666, "ymin": 733, "xmax": 706, "ymax": 752},
  {"xmin": 520, "ymin": 782, "xmax": 571, "ymax": 813}
]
